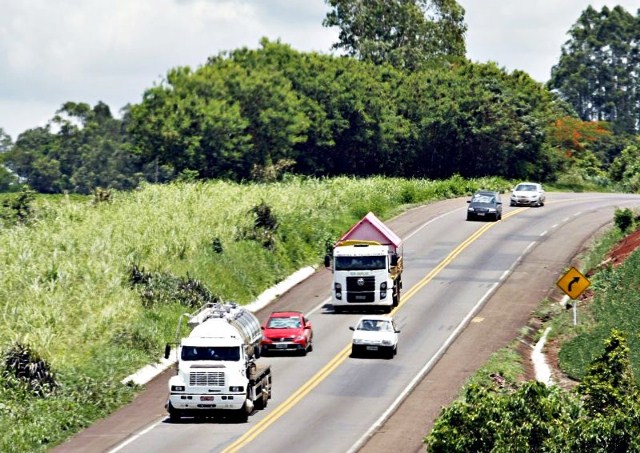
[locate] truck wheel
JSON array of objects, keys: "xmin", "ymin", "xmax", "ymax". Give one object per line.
[
  {"xmin": 236, "ymin": 406, "xmax": 249, "ymax": 423},
  {"xmin": 254, "ymin": 391, "xmax": 268, "ymax": 410},
  {"xmin": 393, "ymin": 285, "xmax": 400, "ymax": 307},
  {"xmin": 168, "ymin": 404, "xmax": 181, "ymax": 423}
]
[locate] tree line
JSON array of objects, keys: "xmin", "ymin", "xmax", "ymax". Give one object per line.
[{"xmin": 0, "ymin": 2, "xmax": 638, "ymax": 194}]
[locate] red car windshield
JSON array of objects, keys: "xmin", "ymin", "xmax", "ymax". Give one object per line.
[{"xmin": 267, "ymin": 316, "xmax": 302, "ymax": 329}]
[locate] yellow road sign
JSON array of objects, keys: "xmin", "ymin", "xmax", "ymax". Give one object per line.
[{"xmin": 556, "ymin": 267, "xmax": 591, "ymax": 299}]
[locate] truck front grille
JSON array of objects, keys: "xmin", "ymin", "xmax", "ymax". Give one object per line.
[
  {"xmin": 346, "ymin": 276, "xmax": 375, "ymax": 291},
  {"xmin": 189, "ymin": 372, "xmax": 225, "ymax": 387},
  {"xmin": 346, "ymin": 276, "xmax": 376, "ymax": 302}
]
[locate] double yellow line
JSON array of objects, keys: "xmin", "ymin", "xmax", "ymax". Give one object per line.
[{"xmin": 223, "ymin": 208, "xmax": 526, "ymax": 452}]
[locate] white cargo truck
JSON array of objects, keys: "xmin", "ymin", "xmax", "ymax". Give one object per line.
[
  {"xmin": 164, "ymin": 301, "xmax": 272, "ymax": 422},
  {"xmin": 325, "ymin": 212, "xmax": 403, "ymax": 313}
]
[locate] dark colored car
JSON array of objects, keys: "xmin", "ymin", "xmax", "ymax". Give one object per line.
[
  {"xmin": 260, "ymin": 311, "xmax": 313, "ymax": 356},
  {"xmin": 466, "ymin": 190, "xmax": 502, "ymax": 221}
]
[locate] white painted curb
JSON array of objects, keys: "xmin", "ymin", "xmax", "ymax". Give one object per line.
[{"xmin": 121, "ymin": 265, "xmax": 317, "ymax": 386}]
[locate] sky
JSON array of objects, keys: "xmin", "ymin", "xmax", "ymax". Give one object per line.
[{"xmin": 1, "ymin": 0, "xmax": 638, "ymax": 141}]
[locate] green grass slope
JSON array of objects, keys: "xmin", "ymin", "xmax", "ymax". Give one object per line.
[{"xmin": 0, "ymin": 175, "xmax": 510, "ymax": 452}]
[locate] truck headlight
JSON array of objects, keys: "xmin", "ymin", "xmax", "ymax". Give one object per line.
[
  {"xmin": 171, "ymin": 385, "xmax": 185, "ymax": 392},
  {"xmin": 229, "ymin": 386, "xmax": 244, "ymax": 392}
]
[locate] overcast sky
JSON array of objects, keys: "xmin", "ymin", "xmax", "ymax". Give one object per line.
[{"xmin": 1, "ymin": 1, "xmax": 638, "ymax": 140}]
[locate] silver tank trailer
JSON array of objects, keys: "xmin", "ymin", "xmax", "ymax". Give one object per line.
[{"xmin": 187, "ymin": 302, "xmax": 262, "ymax": 359}]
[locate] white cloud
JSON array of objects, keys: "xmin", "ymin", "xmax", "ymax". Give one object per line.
[{"xmin": 1, "ymin": 0, "xmax": 638, "ymax": 140}]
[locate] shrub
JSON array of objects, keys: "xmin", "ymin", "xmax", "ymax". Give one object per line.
[
  {"xmin": 614, "ymin": 208, "xmax": 634, "ymax": 232},
  {"xmin": 2, "ymin": 343, "xmax": 58, "ymax": 397}
]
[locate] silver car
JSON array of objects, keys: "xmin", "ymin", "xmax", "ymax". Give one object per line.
[{"xmin": 510, "ymin": 182, "xmax": 545, "ymax": 207}]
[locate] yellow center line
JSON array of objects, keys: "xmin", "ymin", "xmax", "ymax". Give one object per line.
[{"xmin": 223, "ymin": 206, "xmax": 527, "ymax": 452}]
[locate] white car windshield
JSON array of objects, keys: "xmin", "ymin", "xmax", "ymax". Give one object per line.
[
  {"xmin": 357, "ymin": 320, "xmax": 393, "ymax": 332},
  {"xmin": 515, "ymin": 184, "xmax": 537, "ymax": 191}
]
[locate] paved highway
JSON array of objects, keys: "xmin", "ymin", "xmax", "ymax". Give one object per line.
[{"xmin": 53, "ymin": 192, "xmax": 640, "ymax": 453}]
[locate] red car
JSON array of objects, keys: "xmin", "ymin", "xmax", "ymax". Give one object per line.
[{"xmin": 260, "ymin": 311, "xmax": 313, "ymax": 356}]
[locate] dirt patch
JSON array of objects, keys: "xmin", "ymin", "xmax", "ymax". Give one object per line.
[{"xmin": 599, "ymin": 227, "xmax": 640, "ymax": 268}]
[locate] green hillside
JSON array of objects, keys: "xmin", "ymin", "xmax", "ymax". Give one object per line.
[{"xmin": 0, "ymin": 175, "xmax": 509, "ymax": 452}]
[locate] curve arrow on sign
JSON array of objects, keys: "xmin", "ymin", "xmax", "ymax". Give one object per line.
[{"xmin": 568, "ymin": 276, "xmax": 581, "ymax": 292}]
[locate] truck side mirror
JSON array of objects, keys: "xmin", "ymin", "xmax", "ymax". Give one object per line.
[
  {"xmin": 390, "ymin": 254, "xmax": 398, "ymax": 266},
  {"xmin": 164, "ymin": 343, "xmax": 171, "ymax": 360},
  {"xmin": 324, "ymin": 254, "xmax": 331, "ymax": 268}
]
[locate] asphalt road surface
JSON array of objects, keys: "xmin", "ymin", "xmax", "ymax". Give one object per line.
[{"xmin": 51, "ymin": 192, "xmax": 640, "ymax": 453}]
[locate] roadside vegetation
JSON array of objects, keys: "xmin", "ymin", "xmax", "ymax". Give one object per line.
[
  {"xmin": 0, "ymin": 1, "xmax": 638, "ymax": 451},
  {"xmin": 424, "ymin": 208, "xmax": 640, "ymax": 450},
  {"xmin": 0, "ymin": 175, "xmax": 510, "ymax": 452}
]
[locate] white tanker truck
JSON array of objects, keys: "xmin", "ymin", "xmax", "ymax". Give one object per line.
[{"xmin": 164, "ymin": 301, "xmax": 272, "ymax": 422}]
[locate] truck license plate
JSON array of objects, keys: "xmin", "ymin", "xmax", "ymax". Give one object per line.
[
  {"xmin": 200, "ymin": 396, "xmax": 214, "ymax": 401},
  {"xmin": 366, "ymin": 346, "xmax": 378, "ymax": 351}
]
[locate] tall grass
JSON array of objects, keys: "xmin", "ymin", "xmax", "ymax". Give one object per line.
[
  {"xmin": 558, "ymin": 246, "xmax": 640, "ymax": 380},
  {"xmin": 0, "ymin": 175, "xmax": 509, "ymax": 451}
]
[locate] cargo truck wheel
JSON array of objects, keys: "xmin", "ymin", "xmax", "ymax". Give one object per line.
[{"xmin": 393, "ymin": 284, "xmax": 400, "ymax": 307}]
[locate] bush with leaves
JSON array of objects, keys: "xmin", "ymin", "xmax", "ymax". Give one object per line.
[
  {"xmin": 2, "ymin": 343, "xmax": 58, "ymax": 397},
  {"xmin": 425, "ymin": 330, "xmax": 640, "ymax": 451},
  {"xmin": 614, "ymin": 207, "xmax": 635, "ymax": 233},
  {"xmin": 128, "ymin": 264, "xmax": 217, "ymax": 309}
]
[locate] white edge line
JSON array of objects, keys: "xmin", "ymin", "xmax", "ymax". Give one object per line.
[
  {"xmin": 404, "ymin": 208, "xmax": 462, "ymax": 241},
  {"xmin": 107, "ymin": 419, "xmax": 165, "ymax": 453},
  {"xmin": 346, "ymin": 281, "xmax": 500, "ymax": 453},
  {"xmin": 348, "ymin": 233, "xmax": 541, "ymax": 452}
]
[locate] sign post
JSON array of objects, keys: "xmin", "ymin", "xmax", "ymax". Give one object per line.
[{"xmin": 556, "ymin": 267, "xmax": 591, "ymax": 326}]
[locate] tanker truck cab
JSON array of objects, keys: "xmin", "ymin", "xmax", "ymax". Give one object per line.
[{"xmin": 165, "ymin": 302, "xmax": 272, "ymax": 422}]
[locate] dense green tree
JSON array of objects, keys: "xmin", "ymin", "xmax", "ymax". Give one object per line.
[
  {"xmin": 399, "ymin": 62, "xmax": 564, "ymax": 180},
  {"xmin": 0, "ymin": 128, "xmax": 20, "ymax": 192},
  {"xmin": 0, "ymin": 128, "xmax": 11, "ymax": 153},
  {"xmin": 576, "ymin": 329, "xmax": 639, "ymax": 416},
  {"xmin": 609, "ymin": 137, "xmax": 640, "ymax": 191},
  {"xmin": 3, "ymin": 102, "xmax": 139, "ymax": 194},
  {"xmin": 565, "ymin": 330, "xmax": 640, "ymax": 451},
  {"xmin": 323, "ymin": 0, "xmax": 466, "ymax": 70},
  {"xmin": 549, "ymin": 6, "xmax": 640, "ymax": 135},
  {"xmin": 128, "ymin": 42, "xmax": 310, "ymax": 181},
  {"xmin": 425, "ymin": 381, "xmax": 577, "ymax": 452},
  {"xmin": 425, "ymin": 330, "xmax": 640, "ymax": 451}
]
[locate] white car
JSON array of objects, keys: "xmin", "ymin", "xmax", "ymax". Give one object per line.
[
  {"xmin": 510, "ymin": 182, "xmax": 546, "ymax": 207},
  {"xmin": 349, "ymin": 315, "xmax": 400, "ymax": 359}
]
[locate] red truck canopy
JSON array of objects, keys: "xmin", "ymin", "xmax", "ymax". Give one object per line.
[{"xmin": 337, "ymin": 212, "xmax": 402, "ymax": 253}]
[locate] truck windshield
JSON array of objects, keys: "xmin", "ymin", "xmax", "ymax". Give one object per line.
[
  {"xmin": 181, "ymin": 346, "xmax": 241, "ymax": 362},
  {"xmin": 335, "ymin": 256, "xmax": 386, "ymax": 271}
]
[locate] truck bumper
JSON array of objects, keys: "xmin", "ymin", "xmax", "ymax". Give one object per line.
[
  {"xmin": 167, "ymin": 393, "xmax": 245, "ymax": 411},
  {"xmin": 332, "ymin": 300, "xmax": 393, "ymax": 313}
]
